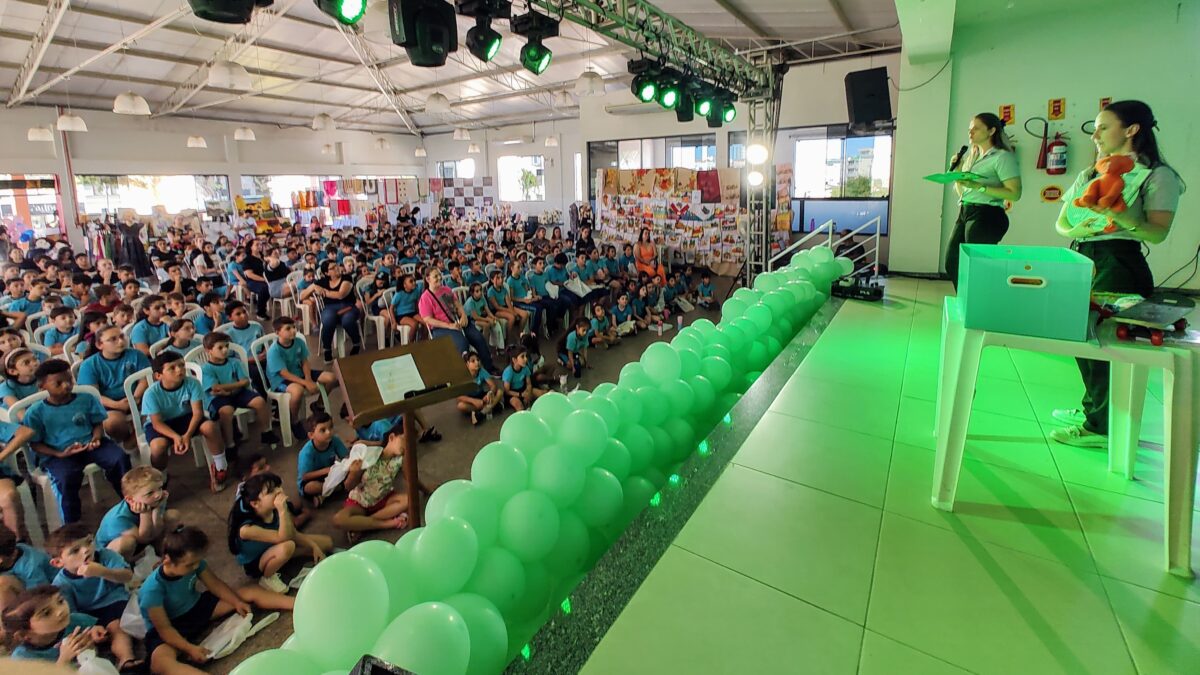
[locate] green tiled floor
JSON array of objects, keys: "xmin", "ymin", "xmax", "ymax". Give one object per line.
[{"xmin": 583, "ymin": 278, "xmax": 1199, "ymax": 674}]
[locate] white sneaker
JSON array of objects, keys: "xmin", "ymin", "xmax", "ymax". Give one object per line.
[
  {"xmin": 1051, "ymin": 408, "xmax": 1086, "ymax": 426},
  {"xmin": 258, "ymin": 573, "xmax": 288, "ymax": 594},
  {"xmin": 1049, "ymin": 424, "xmax": 1108, "ymax": 448}
]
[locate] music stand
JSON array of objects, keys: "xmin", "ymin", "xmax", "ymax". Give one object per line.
[{"xmin": 333, "ymin": 336, "xmax": 475, "ymax": 527}]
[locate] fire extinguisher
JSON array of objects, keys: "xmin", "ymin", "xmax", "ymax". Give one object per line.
[{"xmin": 1045, "ymin": 133, "xmax": 1068, "ymax": 175}]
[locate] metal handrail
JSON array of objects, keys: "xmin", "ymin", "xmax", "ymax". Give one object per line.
[
  {"xmin": 768, "ymin": 215, "xmax": 882, "ymax": 275},
  {"xmin": 768, "ymin": 219, "xmax": 834, "ymax": 269}
]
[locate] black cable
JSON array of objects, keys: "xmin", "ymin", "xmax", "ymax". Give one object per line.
[
  {"xmin": 888, "ymin": 57, "xmax": 950, "ymax": 92},
  {"xmin": 1155, "ymin": 243, "xmax": 1200, "ymax": 291}
]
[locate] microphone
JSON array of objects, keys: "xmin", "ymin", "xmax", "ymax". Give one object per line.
[{"xmin": 949, "ymin": 145, "xmax": 969, "ymax": 171}]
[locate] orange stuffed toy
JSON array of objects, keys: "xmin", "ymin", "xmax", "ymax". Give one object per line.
[{"xmin": 1074, "ymin": 154, "xmax": 1135, "ymax": 212}]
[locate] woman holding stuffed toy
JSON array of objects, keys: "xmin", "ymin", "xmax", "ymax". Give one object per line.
[
  {"xmin": 1051, "ymin": 100, "xmax": 1185, "ymax": 448},
  {"xmin": 945, "ymin": 113, "xmax": 1023, "ymax": 289}
]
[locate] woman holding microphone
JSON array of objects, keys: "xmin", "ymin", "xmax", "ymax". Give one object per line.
[
  {"xmin": 1050, "ymin": 100, "xmax": 1185, "ymax": 447},
  {"xmin": 945, "ymin": 113, "xmax": 1023, "ymax": 288}
]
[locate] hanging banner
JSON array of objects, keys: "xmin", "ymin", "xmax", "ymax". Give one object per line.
[
  {"xmin": 651, "ymin": 168, "xmax": 674, "ymax": 197},
  {"xmin": 396, "ymin": 178, "xmax": 419, "ymax": 204},
  {"xmin": 717, "ymin": 168, "xmax": 742, "ymax": 207},
  {"xmin": 775, "ymin": 163, "xmax": 794, "ymax": 206},
  {"xmin": 673, "ymin": 168, "xmax": 697, "ymax": 194},
  {"xmin": 696, "ymin": 170, "xmax": 720, "ymax": 203},
  {"xmin": 618, "ymin": 170, "xmax": 637, "ymax": 195}
]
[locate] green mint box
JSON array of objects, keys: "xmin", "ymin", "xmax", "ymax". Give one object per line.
[{"xmin": 959, "ymin": 244, "xmax": 1094, "ymax": 341}]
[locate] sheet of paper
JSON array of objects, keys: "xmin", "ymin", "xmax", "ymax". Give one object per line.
[{"xmin": 371, "ymin": 354, "xmax": 426, "ymax": 405}]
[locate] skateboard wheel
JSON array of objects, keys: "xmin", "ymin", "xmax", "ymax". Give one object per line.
[
  {"xmin": 1174, "ymin": 319, "xmax": 1188, "ymax": 332},
  {"xmin": 1116, "ymin": 324, "xmax": 1130, "ymax": 340},
  {"xmin": 1150, "ymin": 331, "xmax": 1164, "ymax": 346}
]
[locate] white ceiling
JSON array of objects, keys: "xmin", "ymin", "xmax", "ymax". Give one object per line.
[{"xmin": 0, "ymin": 0, "xmax": 900, "ymax": 136}]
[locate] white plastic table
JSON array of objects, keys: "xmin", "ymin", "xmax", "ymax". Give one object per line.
[{"xmin": 933, "ymin": 296, "xmax": 1199, "ymax": 577}]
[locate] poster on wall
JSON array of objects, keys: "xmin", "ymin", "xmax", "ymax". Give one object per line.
[{"xmin": 775, "ymin": 163, "xmax": 793, "ymax": 206}]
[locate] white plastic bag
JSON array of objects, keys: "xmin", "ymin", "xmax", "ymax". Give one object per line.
[
  {"xmin": 119, "ymin": 595, "xmax": 147, "ymax": 640},
  {"xmin": 77, "ymin": 649, "xmax": 120, "ymax": 675},
  {"xmin": 565, "ymin": 278, "xmax": 591, "ymax": 298},
  {"xmin": 199, "ymin": 611, "xmax": 280, "ymax": 660},
  {"xmin": 675, "ymin": 298, "xmax": 695, "ymax": 313},
  {"xmin": 617, "ymin": 320, "xmax": 636, "ymax": 336},
  {"xmin": 322, "ymin": 443, "xmax": 381, "ymax": 497},
  {"xmin": 545, "ymin": 282, "xmax": 559, "ymax": 299},
  {"xmin": 129, "ymin": 546, "xmax": 160, "ymax": 590}
]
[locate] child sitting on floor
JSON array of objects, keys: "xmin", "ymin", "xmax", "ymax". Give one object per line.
[
  {"xmin": 589, "ymin": 302, "xmax": 619, "ymax": 348},
  {"xmin": 456, "ymin": 352, "xmax": 502, "ymax": 425},
  {"xmin": 235, "ymin": 454, "xmax": 310, "ymax": 529},
  {"xmin": 227, "ymin": 472, "xmax": 332, "ymax": 593},
  {"xmin": 502, "ymin": 347, "xmax": 546, "ymax": 411},
  {"xmin": 296, "ymin": 412, "xmax": 350, "ymax": 506},
  {"xmin": 2, "ymin": 584, "xmax": 111, "ymax": 665},
  {"xmin": 332, "ymin": 419, "xmax": 410, "ymax": 543},
  {"xmin": 558, "ymin": 319, "xmax": 591, "ymax": 379},
  {"xmin": 95, "ymin": 465, "xmax": 179, "ymax": 561}
]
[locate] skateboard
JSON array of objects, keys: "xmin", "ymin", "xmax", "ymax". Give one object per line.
[{"xmin": 1111, "ymin": 295, "xmax": 1194, "ymax": 346}]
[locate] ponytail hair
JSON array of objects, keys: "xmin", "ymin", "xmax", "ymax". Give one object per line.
[
  {"xmin": 974, "ymin": 112, "xmax": 1014, "ymax": 152},
  {"xmin": 227, "ymin": 471, "xmax": 283, "ymax": 555},
  {"xmin": 1103, "ymin": 100, "xmax": 1182, "ymax": 186}
]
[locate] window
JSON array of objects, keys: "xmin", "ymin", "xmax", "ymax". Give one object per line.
[
  {"xmin": 573, "ymin": 152, "xmax": 583, "ymax": 202},
  {"xmin": 436, "ymin": 160, "xmax": 476, "ymax": 180},
  {"xmin": 239, "ymin": 175, "xmax": 338, "ymax": 221},
  {"xmin": 436, "ymin": 161, "xmax": 456, "ymax": 180},
  {"xmin": 78, "ymin": 174, "xmax": 231, "ymax": 219},
  {"xmin": 0, "ymin": 174, "xmax": 61, "ymax": 237},
  {"xmin": 791, "ymin": 126, "xmax": 892, "ymax": 198},
  {"xmin": 498, "ymin": 155, "xmax": 545, "ymax": 202},
  {"xmin": 728, "ymin": 131, "xmax": 747, "ymax": 168},
  {"xmin": 587, "ymin": 133, "xmax": 717, "ymax": 199}
]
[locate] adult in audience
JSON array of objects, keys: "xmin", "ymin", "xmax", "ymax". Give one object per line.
[
  {"xmin": 313, "ymin": 259, "xmax": 363, "ymax": 360},
  {"xmin": 419, "ymin": 268, "xmax": 497, "ymax": 373}
]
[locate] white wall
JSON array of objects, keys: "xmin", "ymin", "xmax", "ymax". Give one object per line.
[{"xmin": 890, "ymin": 0, "xmax": 1200, "ymax": 289}]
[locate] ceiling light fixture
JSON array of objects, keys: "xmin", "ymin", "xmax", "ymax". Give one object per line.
[
  {"xmin": 187, "ymin": 135, "xmax": 208, "ymax": 148},
  {"xmin": 467, "ymin": 142, "xmax": 480, "ymax": 154},
  {"xmin": 425, "ymin": 92, "xmax": 451, "ymax": 114},
  {"xmin": 312, "ymin": 113, "xmax": 336, "ymax": 131},
  {"xmin": 415, "ymin": 147, "xmax": 427, "ymax": 157},
  {"xmin": 113, "ymin": 91, "xmax": 151, "ymax": 115},
  {"xmin": 234, "ymin": 126, "xmax": 256, "ymax": 141},
  {"xmin": 27, "ymin": 126, "xmax": 53, "ymax": 142},
  {"xmin": 574, "ymin": 69, "xmax": 603, "ymax": 96},
  {"xmin": 56, "ymin": 114, "xmax": 87, "ymax": 132}
]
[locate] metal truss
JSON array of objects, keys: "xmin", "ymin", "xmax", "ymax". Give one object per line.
[
  {"xmin": 7, "ymin": 0, "xmax": 70, "ymax": 106},
  {"xmin": 744, "ymin": 53, "xmax": 782, "ymax": 287},
  {"xmin": 333, "ymin": 23, "xmax": 423, "ymax": 137},
  {"xmin": 530, "ymin": 0, "xmax": 772, "ymax": 97},
  {"xmin": 155, "ymin": 0, "xmax": 302, "ymax": 117}
]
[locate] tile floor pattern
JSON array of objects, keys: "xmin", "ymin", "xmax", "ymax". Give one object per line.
[{"xmin": 582, "ymin": 278, "xmax": 1200, "ymax": 675}]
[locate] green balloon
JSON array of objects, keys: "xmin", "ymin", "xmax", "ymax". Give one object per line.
[
  {"xmin": 744, "ymin": 303, "xmax": 774, "ymax": 333},
  {"xmin": 677, "ymin": 347, "xmax": 702, "ymax": 379},
  {"xmin": 747, "ymin": 340, "xmax": 770, "ymax": 371},
  {"xmin": 294, "ymin": 552, "xmax": 389, "ymax": 671},
  {"xmin": 581, "ymin": 395, "xmax": 621, "ymax": 437},
  {"xmin": 790, "ymin": 252, "xmax": 816, "ymax": 272},
  {"xmin": 717, "ymin": 392, "xmax": 741, "ymax": 416},
  {"xmin": 753, "ymin": 272, "xmax": 781, "ymax": 291},
  {"xmin": 641, "ymin": 342, "xmax": 682, "ymax": 384},
  {"xmin": 531, "ymin": 445, "xmax": 587, "ymax": 507},
  {"xmin": 543, "ymin": 510, "xmax": 590, "ymax": 577},
  {"xmin": 443, "ymin": 594, "xmax": 508, "ymax": 675},
  {"xmin": 424, "ymin": 479, "xmax": 473, "ymax": 523},
  {"xmin": 349, "ymin": 540, "xmax": 416, "ymax": 620},
  {"xmin": 372, "ymin": 603, "xmax": 470, "ymax": 675},
  {"xmin": 661, "ymin": 378, "xmax": 694, "ymax": 415},
  {"xmin": 688, "ymin": 374, "xmax": 716, "ymax": 413},
  {"xmin": 718, "ymin": 323, "xmax": 747, "ymax": 351},
  {"xmin": 647, "ymin": 426, "xmax": 674, "ymax": 470},
  {"xmin": 567, "ymin": 389, "xmax": 592, "ymax": 408},
  {"xmin": 592, "ymin": 381, "xmax": 617, "ymax": 397},
  {"xmin": 671, "ymin": 332, "xmax": 704, "ymax": 356},
  {"xmin": 574, "ymin": 467, "xmax": 624, "ymax": 527},
  {"xmin": 531, "ymin": 392, "xmax": 575, "ymax": 433},
  {"xmin": 413, "ymin": 516, "xmax": 479, "ymax": 598},
  {"xmin": 732, "ymin": 287, "xmax": 763, "ymax": 305},
  {"xmin": 778, "ymin": 317, "xmax": 795, "ymax": 338},
  {"xmin": 643, "ymin": 467, "xmax": 667, "ymax": 489},
  {"xmin": 607, "ymin": 386, "xmax": 643, "ymax": 430},
  {"xmin": 705, "ymin": 326, "xmax": 734, "ymax": 350},
  {"xmin": 810, "ymin": 246, "xmax": 834, "ymax": 263},
  {"xmin": 511, "ymin": 561, "xmax": 552, "ymax": 622},
  {"xmin": 745, "ymin": 371, "xmax": 763, "ymax": 387},
  {"xmin": 620, "ymin": 361, "xmax": 647, "ymax": 382},
  {"xmin": 721, "ymin": 296, "xmax": 748, "ymax": 318},
  {"xmin": 231, "ymin": 648, "xmax": 321, "ymax": 675},
  {"xmin": 595, "ymin": 437, "xmax": 631, "ymax": 482},
  {"xmin": 616, "ymin": 425, "xmax": 654, "ymax": 475},
  {"xmin": 664, "ymin": 418, "xmax": 696, "ymax": 462},
  {"xmin": 465, "ymin": 546, "xmax": 526, "ymax": 616},
  {"xmin": 764, "ymin": 289, "xmax": 793, "ymax": 314},
  {"xmin": 621, "ymin": 369, "xmax": 655, "ymax": 391},
  {"xmin": 691, "ymin": 318, "xmax": 717, "ymax": 336},
  {"xmin": 703, "ymin": 342, "xmax": 732, "ymax": 364},
  {"xmin": 731, "ymin": 316, "xmax": 761, "ymax": 340},
  {"xmin": 765, "ymin": 336, "xmax": 783, "ymax": 358},
  {"xmin": 500, "ymin": 412, "xmax": 554, "ymax": 462},
  {"xmin": 620, "ymin": 476, "xmax": 657, "ymax": 525},
  {"xmin": 835, "ymin": 256, "xmax": 855, "ymax": 276},
  {"xmin": 441, "ymin": 485, "xmax": 501, "ymax": 549},
  {"xmin": 636, "ymin": 386, "xmax": 668, "ymax": 427},
  {"xmin": 559, "ymin": 409, "xmax": 609, "ymax": 465},
  {"xmin": 499, "ymin": 491, "xmax": 560, "ymax": 562},
  {"xmin": 701, "ymin": 356, "xmax": 732, "ymax": 391},
  {"xmin": 470, "ymin": 441, "xmax": 528, "ymax": 501}
]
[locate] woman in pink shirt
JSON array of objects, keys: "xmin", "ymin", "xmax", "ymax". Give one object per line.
[{"xmin": 418, "ymin": 268, "xmax": 497, "ymax": 373}]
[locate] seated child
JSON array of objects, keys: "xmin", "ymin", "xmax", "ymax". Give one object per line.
[
  {"xmin": 610, "ymin": 292, "xmax": 642, "ymax": 336},
  {"xmin": 77, "ymin": 324, "xmax": 150, "ymax": 444},
  {"xmin": 227, "ymin": 472, "xmax": 332, "ymax": 593},
  {"xmin": 0, "ymin": 524, "xmax": 57, "ymax": 610},
  {"xmin": 110, "ymin": 303, "xmax": 135, "ymax": 332},
  {"xmin": 332, "ymin": 419, "xmax": 410, "ymax": 542},
  {"xmin": 296, "ymin": 412, "xmax": 349, "ymax": 506},
  {"xmin": 558, "ymin": 319, "xmax": 592, "ymax": 379},
  {"xmin": 0, "ymin": 421, "xmax": 35, "ymax": 539},
  {"xmin": 265, "ymin": 317, "xmax": 337, "ymax": 441},
  {"xmin": 696, "ymin": 272, "xmax": 716, "ymax": 309},
  {"xmin": 502, "ymin": 347, "xmax": 546, "ymax": 411},
  {"xmin": 40, "ymin": 306, "xmax": 77, "ymax": 356},
  {"xmin": 589, "ymin": 301, "xmax": 619, "ymax": 348},
  {"xmin": 141, "ymin": 350, "xmax": 229, "ymax": 490},
  {"xmin": 24, "ymin": 360, "xmax": 131, "ymax": 524},
  {"xmin": 236, "ymin": 454, "xmax": 310, "ymax": 529},
  {"xmin": 165, "ymin": 293, "xmax": 188, "ymax": 322},
  {"xmin": 0, "ymin": 348, "xmax": 40, "ymax": 414},
  {"xmin": 194, "ymin": 292, "xmax": 225, "ymax": 336},
  {"xmin": 165, "ymin": 317, "xmax": 201, "ymax": 355},
  {"xmin": 130, "ymin": 294, "xmax": 170, "ymax": 356},
  {"xmin": 463, "ymin": 282, "xmax": 497, "ymax": 338},
  {"xmin": 48, "ymin": 523, "xmax": 138, "ymax": 670},
  {"xmin": 139, "ymin": 526, "xmax": 293, "ymax": 674},
  {"xmin": 2, "ymin": 584, "xmax": 110, "ymax": 665},
  {"xmin": 200, "ymin": 332, "xmax": 277, "ymax": 456},
  {"xmin": 96, "ymin": 465, "xmax": 179, "ymax": 561},
  {"xmin": 456, "ymin": 352, "xmax": 502, "ymax": 425}
]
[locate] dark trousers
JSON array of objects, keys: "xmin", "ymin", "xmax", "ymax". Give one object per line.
[
  {"xmin": 245, "ymin": 279, "xmax": 271, "ymax": 317},
  {"xmin": 320, "ymin": 303, "xmax": 362, "ymax": 352},
  {"xmin": 945, "ymin": 203, "xmax": 1010, "ymax": 289},
  {"xmin": 1074, "ymin": 240, "xmax": 1155, "ymax": 434},
  {"xmin": 431, "ymin": 326, "xmax": 496, "ymax": 373},
  {"xmin": 43, "ymin": 440, "xmax": 131, "ymax": 523}
]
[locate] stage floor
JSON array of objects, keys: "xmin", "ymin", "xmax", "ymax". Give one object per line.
[{"xmin": 580, "ymin": 277, "xmax": 1199, "ymax": 675}]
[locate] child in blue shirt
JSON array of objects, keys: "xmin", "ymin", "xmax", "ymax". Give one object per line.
[
  {"xmin": 194, "ymin": 292, "xmax": 225, "ymax": 335},
  {"xmin": 77, "ymin": 324, "xmax": 150, "ymax": 447},
  {"xmin": 463, "ymin": 283, "xmax": 496, "ymax": 336},
  {"xmin": 1, "ymin": 523, "xmax": 57, "ymax": 594},
  {"xmin": 3, "ymin": 277, "xmax": 47, "ymax": 328},
  {"xmin": 139, "ymin": 526, "xmax": 293, "ymax": 670},
  {"xmin": 96, "ymin": 465, "xmax": 179, "ymax": 561},
  {"xmin": 610, "ymin": 292, "xmax": 643, "ymax": 335},
  {"xmin": 200, "ymin": 332, "xmax": 276, "ymax": 457},
  {"xmin": 558, "ymin": 319, "xmax": 592, "ymax": 378},
  {"xmin": 142, "ymin": 350, "xmax": 229, "ymax": 490},
  {"xmin": 228, "ymin": 472, "xmax": 332, "ymax": 591},
  {"xmin": 589, "ymin": 302, "xmax": 619, "ymax": 348},
  {"xmin": 41, "ymin": 306, "xmax": 77, "ymax": 356},
  {"xmin": 0, "ymin": 348, "xmax": 40, "ymax": 413},
  {"xmin": 390, "ymin": 274, "xmax": 425, "ymax": 342},
  {"xmin": 455, "ymin": 352, "xmax": 502, "ymax": 425},
  {"xmin": 697, "ymin": 272, "xmax": 716, "ymax": 308},
  {"xmin": 266, "ymin": 317, "xmax": 337, "ymax": 442},
  {"xmin": 164, "ymin": 317, "xmax": 202, "ymax": 356},
  {"xmin": 486, "ymin": 271, "xmax": 528, "ymax": 338},
  {"xmin": 130, "ymin": 293, "xmax": 170, "ymax": 357},
  {"xmin": 295, "ymin": 412, "xmax": 350, "ymax": 504},
  {"xmin": 48, "ymin": 522, "xmax": 139, "ymax": 670},
  {"xmin": 2, "ymin": 584, "xmax": 108, "ymax": 665},
  {"xmin": 25, "ymin": 360, "xmax": 132, "ymax": 524},
  {"xmin": 502, "ymin": 347, "xmax": 546, "ymax": 411},
  {"xmin": 220, "ymin": 301, "xmax": 264, "ymax": 360}
]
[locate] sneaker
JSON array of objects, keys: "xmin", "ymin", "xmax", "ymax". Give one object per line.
[
  {"xmin": 209, "ymin": 466, "xmax": 228, "ymax": 493},
  {"xmin": 1052, "ymin": 408, "xmax": 1086, "ymax": 426},
  {"xmin": 258, "ymin": 573, "xmax": 289, "ymax": 594},
  {"xmin": 1049, "ymin": 424, "xmax": 1108, "ymax": 448}
]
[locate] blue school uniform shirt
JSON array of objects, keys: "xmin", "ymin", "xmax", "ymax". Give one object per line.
[
  {"xmin": 266, "ymin": 338, "xmax": 309, "ymax": 391},
  {"xmin": 10, "ymin": 612, "xmax": 97, "ymax": 661},
  {"xmin": 131, "ymin": 318, "xmax": 169, "ymax": 347},
  {"xmin": 357, "ymin": 416, "xmax": 400, "ymax": 442},
  {"xmin": 139, "ymin": 559, "xmax": 207, "ymax": 625},
  {"xmin": 222, "ymin": 323, "xmax": 263, "ymax": 357},
  {"xmin": 141, "ymin": 377, "xmax": 203, "ymax": 422},
  {"xmin": 464, "ymin": 270, "xmax": 489, "ymax": 288},
  {"xmin": 502, "ymin": 364, "xmax": 532, "ymax": 390},
  {"xmin": 565, "ymin": 330, "xmax": 590, "ymax": 354},
  {"xmin": 53, "ymin": 548, "xmax": 130, "ymax": 613},
  {"xmin": 195, "ymin": 312, "xmax": 225, "ymax": 335},
  {"xmin": 526, "ymin": 270, "xmax": 551, "ymax": 297},
  {"xmin": 232, "ymin": 510, "xmax": 280, "ymax": 566},
  {"xmin": 201, "ymin": 358, "xmax": 250, "ymax": 409},
  {"xmin": 611, "ymin": 303, "xmax": 634, "ymax": 323},
  {"xmin": 566, "ymin": 261, "xmax": 589, "ymax": 281},
  {"xmin": 391, "ymin": 283, "xmax": 424, "ymax": 317},
  {"xmin": 0, "ymin": 377, "xmax": 38, "ymax": 408},
  {"xmin": 1, "ymin": 543, "xmax": 57, "ymax": 589},
  {"xmin": 96, "ymin": 500, "xmax": 141, "ymax": 549},
  {"xmin": 485, "ymin": 285, "xmax": 510, "ymax": 310},
  {"xmin": 464, "ymin": 296, "xmax": 488, "ymax": 319},
  {"xmin": 165, "ymin": 338, "xmax": 202, "ymax": 355},
  {"xmin": 632, "ymin": 297, "xmax": 647, "ymax": 315},
  {"xmin": 506, "ymin": 275, "xmax": 532, "ymax": 301},
  {"xmin": 24, "ymin": 392, "xmax": 107, "ymax": 455},
  {"xmin": 296, "ymin": 437, "xmax": 350, "ymax": 492},
  {"xmin": 604, "ymin": 257, "xmax": 621, "ymax": 277},
  {"xmin": 618, "ymin": 254, "xmax": 635, "ymax": 274},
  {"xmin": 224, "ymin": 261, "xmax": 244, "ymax": 286},
  {"xmin": 6, "ymin": 296, "xmax": 43, "ymax": 316},
  {"xmin": 0, "ymin": 421, "xmax": 22, "ymax": 480},
  {"xmin": 546, "ymin": 265, "xmax": 569, "ymax": 285},
  {"xmin": 41, "ymin": 326, "xmax": 77, "ymax": 349},
  {"xmin": 474, "ymin": 367, "xmax": 493, "ymax": 389},
  {"xmin": 698, "ymin": 281, "xmax": 715, "ymax": 298},
  {"xmin": 590, "ymin": 315, "xmax": 611, "ymax": 334}
]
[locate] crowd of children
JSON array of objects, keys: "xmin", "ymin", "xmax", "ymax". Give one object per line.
[{"xmin": 0, "ymin": 216, "xmax": 718, "ymax": 670}]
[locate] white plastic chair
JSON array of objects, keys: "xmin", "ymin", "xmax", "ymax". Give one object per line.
[
  {"xmin": 63, "ymin": 334, "xmax": 82, "ymax": 364},
  {"xmin": 9, "ymin": 385, "xmax": 107, "ymax": 532},
  {"xmin": 185, "ymin": 344, "xmax": 260, "ymax": 442},
  {"xmin": 123, "ymin": 367, "xmax": 208, "ymax": 469},
  {"xmin": 249, "ymin": 333, "xmax": 330, "ymax": 447},
  {"xmin": 364, "ymin": 288, "xmax": 394, "ymax": 350},
  {"xmin": 148, "ymin": 337, "xmax": 173, "ymax": 358},
  {"xmin": 0, "ymin": 410, "xmax": 45, "ymax": 547},
  {"xmin": 32, "ymin": 323, "xmax": 56, "ymax": 349},
  {"xmin": 24, "ymin": 310, "xmax": 48, "ymax": 333},
  {"xmin": 399, "ymin": 263, "xmax": 416, "ymax": 275},
  {"xmin": 183, "ymin": 308, "xmax": 204, "ymax": 323},
  {"xmin": 311, "ymin": 296, "xmax": 347, "ymax": 359},
  {"xmin": 27, "ymin": 343, "xmax": 52, "ymax": 363}
]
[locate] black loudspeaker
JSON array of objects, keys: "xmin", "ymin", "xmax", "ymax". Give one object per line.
[{"xmin": 844, "ymin": 67, "xmax": 892, "ymax": 127}]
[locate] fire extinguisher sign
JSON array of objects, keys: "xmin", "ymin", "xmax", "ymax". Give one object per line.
[
  {"xmin": 1048, "ymin": 98, "xmax": 1067, "ymax": 120},
  {"xmin": 1100, "ymin": 97, "xmax": 1112, "ymax": 110},
  {"xmin": 999, "ymin": 104, "xmax": 1015, "ymax": 125}
]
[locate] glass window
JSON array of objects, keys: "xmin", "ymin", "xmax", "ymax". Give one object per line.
[
  {"xmin": 728, "ymin": 131, "xmax": 747, "ymax": 168},
  {"xmin": 436, "ymin": 161, "xmax": 457, "ymax": 180},
  {"xmin": 573, "ymin": 152, "xmax": 583, "ymax": 202},
  {"xmin": 665, "ymin": 135, "xmax": 716, "ymax": 170},
  {"xmin": 497, "ymin": 155, "xmax": 545, "ymax": 202},
  {"xmin": 435, "ymin": 160, "xmax": 476, "ymax": 180},
  {"xmin": 77, "ymin": 174, "xmax": 231, "ymax": 220},
  {"xmin": 618, "ymin": 140, "xmax": 641, "ymax": 170},
  {"xmin": 239, "ymin": 175, "xmax": 337, "ymax": 222},
  {"xmin": 0, "ymin": 174, "xmax": 61, "ymax": 238},
  {"xmin": 791, "ymin": 127, "xmax": 892, "ymax": 198}
]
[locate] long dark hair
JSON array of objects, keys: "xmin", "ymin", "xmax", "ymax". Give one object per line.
[
  {"xmin": 974, "ymin": 112, "xmax": 1013, "ymax": 152},
  {"xmin": 1103, "ymin": 100, "xmax": 1178, "ymax": 177},
  {"xmin": 228, "ymin": 472, "xmax": 283, "ymax": 555}
]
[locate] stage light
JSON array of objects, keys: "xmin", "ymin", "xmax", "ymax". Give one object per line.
[
  {"xmin": 653, "ymin": 68, "xmax": 682, "ymax": 109},
  {"xmin": 746, "ymin": 143, "xmax": 768, "ymax": 165},
  {"xmin": 631, "ymin": 74, "xmax": 656, "ymax": 103},
  {"xmin": 747, "ymin": 170, "xmax": 764, "ymax": 187},
  {"xmin": 520, "ymin": 39, "xmax": 552, "ymax": 74},
  {"xmin": 722, "ymin": 101, "xmax": 736, "ymax": 123},
  {"xmin": 315, "ymin": 0, "xmax": 367, "ymax": 24},
  {"xmin": 706, "ymin": 106, "xmax": 723, "ymax": 129},
  {"xmin": 389, "ymin": 0, "xmax": 459, "ymax": 68},
  {"xmin": 465, "ymin": 17, "xmax": 501, "ymax": 62},
  {"xmin": 188, "ymin": 0, "xmax": 256, "ymax": 23},
  {"xmin": 675, "ymin": 91, "xmax": 694, "ymax": 123}
]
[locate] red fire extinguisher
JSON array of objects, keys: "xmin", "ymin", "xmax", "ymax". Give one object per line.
[{"xmin": 1045, "ymin": 133, "xmax": 1068, "ymax": 175}]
